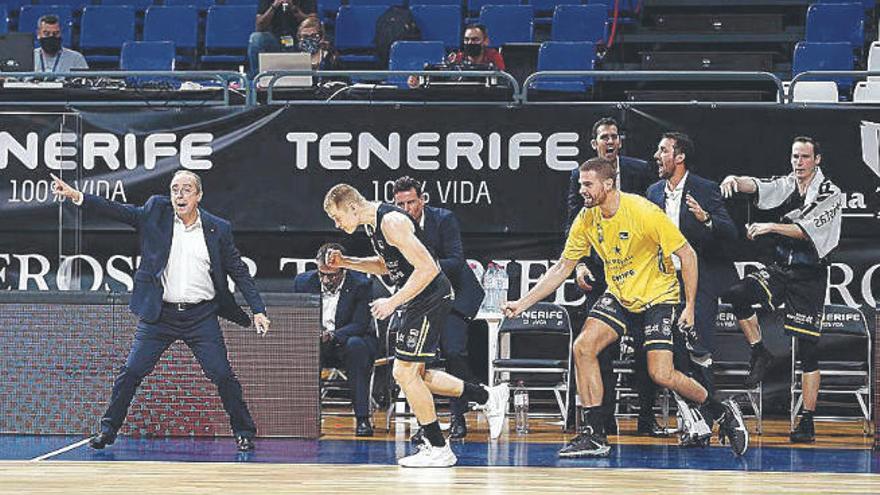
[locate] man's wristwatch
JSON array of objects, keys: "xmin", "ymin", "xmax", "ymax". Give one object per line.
[{"xmin": 702, "ymin": 212, "xmax": 712, "ymax": 225}]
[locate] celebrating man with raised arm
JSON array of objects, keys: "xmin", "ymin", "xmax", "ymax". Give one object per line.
[{"xmin": 52, "ymin": 171, "xmax": 270, "ymax": 452}]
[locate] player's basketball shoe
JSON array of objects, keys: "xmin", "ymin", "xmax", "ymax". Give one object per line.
[
  {"xmin": 398, "ymin": 438, "xmax": 457, "ymax": 468},
  {"xmin": 558, "ymin": 427, "xmax": 611, "ymax": 458},
  {"xmin": 717, "ymin": 398, "xmax": 749, "ymax": 456},
  {"xmin": 482, "ymin": 382, "xmax": 510, "ymax": 439}
]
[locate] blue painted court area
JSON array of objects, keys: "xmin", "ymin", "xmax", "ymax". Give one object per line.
[{"xmin": 1, "ymin": 435, "xmax": 878, "ymax": 474}]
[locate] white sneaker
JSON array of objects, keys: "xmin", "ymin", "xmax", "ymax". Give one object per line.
[
  {"xmin": 398, "ymin": 439, "xmax": 457, "ymax": 468},
  {"xmin": 482, "ymin": 383, "xmax": 510, "ymax": 439}
]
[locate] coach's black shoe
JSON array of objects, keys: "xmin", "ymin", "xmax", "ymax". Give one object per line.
[
  {"xmin": 717, "ymin": 399, "xmax": 749, "ymax": 456},
  {"xmin": 744, "ymin": 347, "xmax": 774, "ymax": 388},
  {"xmin": 449, "ymin": 415, "xmax": 468, "ymax": 440},
  {"xmin": 790, "ymin": 416, "xmax": 815, "ymax": 443},
  {"xmin": 88, "ymin": 432, "xmax": 116, "ymax": 450},
  {"xmin": 355, "ymin": 418, "xmax": 374, "ymax": 437},
  {"xmin": 636, "ymin": 416, "xmax": 667, "ymax": 437},
  {"xmin": 558, "ymin": 427, "xmax": 611, "ymax": 458},
  {"xmin": 236, "ymin": 435, "xmax": 255, "ymax": 452}
]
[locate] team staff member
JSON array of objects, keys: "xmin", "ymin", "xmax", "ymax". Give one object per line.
[
  {"xmin": 504, "ymin": 157, "xmax": 748, "ymax": 458},
  {"xmin": 720, "ymin": 136, "xmax": 842, "ymax": 443},
  {"xmin": 51, "ymin": 170, "xmax": 270, "ymax": 452}
]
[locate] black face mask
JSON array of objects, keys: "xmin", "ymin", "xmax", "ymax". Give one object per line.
[
  {"xmin": 39, "ymin": 36, "xmax": 62, "ymax": 55},
  {"xmin": 463, "ymin": 43, "xmax": 483, "ymax": 58}
]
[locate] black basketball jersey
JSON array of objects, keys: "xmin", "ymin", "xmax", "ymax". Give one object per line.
[{"xmin": 365, "ymin": 203, "xmax": 436, "ymax": 289}]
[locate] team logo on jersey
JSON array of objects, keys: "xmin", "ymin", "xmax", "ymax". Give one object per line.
[
  {"xmin": 619, "ymin": 232, "xmax": 630, "ymax": 240},
  {"xmin": 405, "ymin": 328, "xmax": 421, "ymax": 349}
]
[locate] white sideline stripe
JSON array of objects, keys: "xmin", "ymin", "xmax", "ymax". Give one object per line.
[{"xmin": 30, "ymin": 437, "xmax": 92, "ymax": 462}]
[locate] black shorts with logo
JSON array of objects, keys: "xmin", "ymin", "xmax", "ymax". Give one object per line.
[
  {"xmin": 391, "ymin": 273, "xmax": 454, "ymax": 362},
  {"xmin": 588, "ymin": 292, "xmax": 677, "ymax": 351},
  {"xmin": 746, "ymin": 263, "xmax": 826, "ymax": 343}
]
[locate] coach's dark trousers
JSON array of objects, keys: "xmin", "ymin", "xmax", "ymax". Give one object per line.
[{"xmin": 99, "ymin": 301, "xmax": 257, "ymax": 438}]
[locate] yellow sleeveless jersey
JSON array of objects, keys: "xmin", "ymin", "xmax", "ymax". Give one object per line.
[{"xmin": 562, "ymin": 193, "xmax": 686, "ymax": 313}]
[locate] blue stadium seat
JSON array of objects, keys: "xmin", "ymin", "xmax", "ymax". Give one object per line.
[
  {"xmin": 144, "ymin": 6, "xmax": 199, "ymax": 67},
  {"xmin": 317, "ymin": 0, "xmax": 342, "ymax": 25},
  {"xmin": 530, "ymin": 40, "xmax": 595, "ymax": 93},
  {"xmin": 101, "ymin": 0, "xmax": 155, "ymax": 13},
  {"xmin": 388, "ymin": 40, "xmax": 444, "ymax": 87},
  {"xmin": 815, "ymin": 0, "xmax": 874, "ymax": 11},
  {"xmin": 120, "ymin": 40, "xmax": 175, "ymax": 70},
  {"xmin": 334, "ymin": 5, "xmax": 386, "ymax": 64},
  {"xmin": 466, "ymin": 0, "xmax": 517, "ymax": 22},
  {"xmin": 164, "ymin": 0, "xmax": 215, "ymax": 12},
  {"xmin": 411, "ymin": 5, "xmax": 462, "ymax": 50},
  {"xmin": 792, "ymin": 41, "xmax": 855, "ymax": 94},
  {"xmin": 200, "ymin": 5, "xmax": 257, "ymax": 67},
  {"xmin": 348, "ymin": 0, "xmax": 404, "ymax": 6},
  {"xmin": 529, "ymin": 0, "xmax": 581, "ymax": 18},
  {"xmin": 223, "ymin": 0, "xmax": 259, "ymax": 5},
  {"xmin": 0, "ymin": 6, "xmax": 8, "ymax": 36},
  {"xmin": 805, "ymin": 2, "xmax": 864, "ymax": 48},
  {"xmin": 19, "ymin": 6, "xmax": 73, "ymax": 45},
  {"xmin": 551, "ymin": 4, "xmax": 606, "ymax": 42},
  {"xmin": 410, "ymin": 0, "xmax": 460, "ymax": 5},
  {"xmin": 479, "ymin": 5, "xmax": 533, "ymax": 47},
  {"xmin": 79, "ymin": 6, "xmax": 136, "ymax": 66},
  {"xmin": 33, "ymin": 0, "xmax": 89, "ymax": 11}
]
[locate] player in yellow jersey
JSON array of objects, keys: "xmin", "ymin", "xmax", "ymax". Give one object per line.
[{"xmin": 503, "ymin": 157, "xmax": 748, "ymax": 457}]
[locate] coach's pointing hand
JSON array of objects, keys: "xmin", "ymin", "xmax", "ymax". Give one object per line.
[{"xmin": 50, "ymin": 173, "xmax": 83, "ymax": 203}]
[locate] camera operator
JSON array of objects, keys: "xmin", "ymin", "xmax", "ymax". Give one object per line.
[{"xmin": 248, "ymin": 0, "xmax": 315, "ymax": 77}]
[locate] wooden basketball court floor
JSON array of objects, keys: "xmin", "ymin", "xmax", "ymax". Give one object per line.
[{"xmin": 1, "ymin": 414, "xmax": 878, "ymax": 494}]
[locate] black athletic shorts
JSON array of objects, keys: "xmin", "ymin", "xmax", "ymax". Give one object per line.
[
  {"xmin": 391, "ymin": 273, "xmax": 454, "ymax": 362},
  {"xmin": 747, "ymin": 263, "xmax": 826, "ymax": 343},
  {"xmin": 588, "ymin": 292, "xmax": 677, "ymax": 352}
]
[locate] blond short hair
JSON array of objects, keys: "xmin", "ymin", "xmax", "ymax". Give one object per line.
[{"xmin": 324, "ymin": 183, "xmax": 367, "ymax": 211}]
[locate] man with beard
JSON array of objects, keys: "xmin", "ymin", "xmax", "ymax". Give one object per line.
[{"xmin": 505, "ymin": 157, "xmax": 748, "ymax": 458}]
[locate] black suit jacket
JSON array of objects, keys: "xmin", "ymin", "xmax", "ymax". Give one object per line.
[
  {"xmin": 566, "ymin": 155, "xmax": 652, "ymax": 230},
  {"xmin": 421, "ymin": 205, "xmax": 484, "ymax": 319},
  {"xmin": 293, "ymin": 270, "xmax": 377, "ymax": 352},
  {"xmin": 646, "ymin": 172, "xmax": 739, "ymax": 291},
  {"xmin": 81, "ymin": 194, "xmax": 265, "ymax": 327}
]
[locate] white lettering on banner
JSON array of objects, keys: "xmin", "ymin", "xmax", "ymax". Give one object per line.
[
  {"xmin": 0, "ymin": 132, "xmax": 214, "ymax": 170},
  {"xmin": 285, "ymin": 131, "xmax": 582, "ymax": 171},
  {"xmin": 8, "ymin": 179, "xmax": 126, "ymax": 203},
  {"xmin": 371, "ymin": 179, "xmax": 491, "ymax": 205}
]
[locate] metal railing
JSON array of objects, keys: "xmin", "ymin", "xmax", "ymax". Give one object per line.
[
  {"xmin": 521, "ymin": 70, "xmax": 786, "ymax": 105},
  {"xmin": 253, "ymin": 69, "xmax": 521, "ymax": 106},
  {"xmin": 0, "ymin": 71, "xmax": 248, "ymax": 107}
]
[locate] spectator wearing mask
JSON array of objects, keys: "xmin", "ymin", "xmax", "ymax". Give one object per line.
[
  {"xmin": 296, "ymin": 16, "xmax": 338, "ymax": 71},
  {"xmin": 446, "ymin": 24, "xmax": 504, "ymax": 70},
  {"xmin": 248, "ymin": 0, "xmax": 315, "ymax": 77},
  {"xmin": 33, "ymin": 14, "xmax": 88, "ymax": 73}
]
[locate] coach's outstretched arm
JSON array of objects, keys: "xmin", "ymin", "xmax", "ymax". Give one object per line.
[
  {"xmin": 502, "ymin": 257, "xmax": 578, "ymax": 318},
  {"xmin": 51, "ymin": 173, "xmax": 144, "ymax": 227}
]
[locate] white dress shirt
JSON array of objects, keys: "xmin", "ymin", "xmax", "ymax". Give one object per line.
[
  {"xmin": 321, "ymin": 273, "xmax": 345, "ymax": 333},
  {"xmin": 162, "ymin": 212, "xmax": 215, "ymax": 304},
  {"xmin": 664, "ymin": 171, "xmax": 688, "ymax": 271}
]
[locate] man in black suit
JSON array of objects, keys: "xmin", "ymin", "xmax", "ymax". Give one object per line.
[
  {"xmin": 294, "ymin": 243, "xmax": 377, "ymax": 437},
  {"xmin": 393, "ymin": 176, "xmax": 485, "ymax": 440},
  {"xmin": 647, "ymin": 132, "xmax": 738, "ymax": 414},
  {"xmin": 51, "ymin": 171, "xmax": 270, "ymax": 452},
  {"xmin": 565, "ymin": 117, "xmax": 657, "ymax": 436}
]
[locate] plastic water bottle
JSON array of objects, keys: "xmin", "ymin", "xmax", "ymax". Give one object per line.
[
  {"xmin": 481, "ymin": 262, "xmax": 499, "ymax": 313},
  {"xmin": 513, "ymin": 380, "xmax": 529, "ymax": 434}
]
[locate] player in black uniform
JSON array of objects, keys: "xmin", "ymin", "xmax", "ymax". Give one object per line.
[
  {"xmin": 323, "ymin": 184, "xmax": 509, "ymax": 467},
  {"xmin": 720, "ymin": 136, "xmax": 842, "ymax": 443}
]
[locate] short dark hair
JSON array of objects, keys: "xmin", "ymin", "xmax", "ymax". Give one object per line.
[
  {"xmin": 316, "ymin": 242, "xmax": 345, "ymax": 265},
  {"xmin": 793, "ymin": 136, "xmax": 821, "ymax": 157},
  {"xmin": 579, "ymin": 157, "xmax": 617, "ymax": 187},
  {"xmin": 591, "ymin": 117, "xmax": 618, "ymax": 140},
  {"xmin": 661, "ymin": 131, "xmax": 694, "ymax": 161},
  {"xmin": 464, "ymin": 24, "xmax": 488, "ymax": 38},
  {"xmin": 392, "ymin": 176, "xmax": 423, "ymax": 196},
  {"xmin": 37, "ymin": 14, "xmax": 60, "ymax": 29}
]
